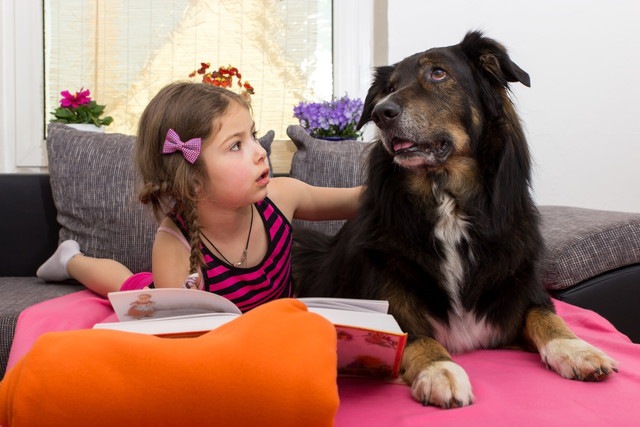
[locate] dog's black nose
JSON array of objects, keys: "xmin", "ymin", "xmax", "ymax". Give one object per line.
[{"xmin": 372, "ymin": 101, "xmax": 402, "ymax": 126}]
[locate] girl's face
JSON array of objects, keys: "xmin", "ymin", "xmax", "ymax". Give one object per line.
[{"xmin": 199, "ymin": 102, "xmax": 270, "ymax": 209}]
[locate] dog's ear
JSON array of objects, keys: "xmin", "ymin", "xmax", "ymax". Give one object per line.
[
  {"xmin": 357, "ymin": 65, "xmax": 395, "ymax": 130},
  {"xmin": 461, "ymin": 31, "xmax": 531, "ymax": 88}
]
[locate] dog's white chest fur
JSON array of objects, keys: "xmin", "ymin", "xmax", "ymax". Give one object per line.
[
  {"xmin": 433, "ymin": 193, "xmax": 469, "ymax": 308},
  {"xmin": 430, "ymin": 192, "xmax": 499, "ymax": 353}
]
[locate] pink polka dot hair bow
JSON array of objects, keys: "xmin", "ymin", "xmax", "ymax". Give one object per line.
[{"xmin": 162, "ymin": 128, "xmax": 201, "ymax": 164}]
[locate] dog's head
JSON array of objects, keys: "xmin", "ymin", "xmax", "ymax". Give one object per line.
[{"xmin": 357, "ymin": 31, "xmax": 530, "ymax": 174}]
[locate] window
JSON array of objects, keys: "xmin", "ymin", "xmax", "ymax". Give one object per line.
[
  {"xmin": 44, "ymin": 0, "xmax": 333, "ymax": 139},
  {"xmin": 3, "ymin": 0, "xmax": 375, "ymax": 171}
]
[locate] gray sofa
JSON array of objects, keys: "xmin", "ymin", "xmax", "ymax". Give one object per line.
[{"xmin": 1, "ymin": 124, "xmax": 639, "ymax": 379}]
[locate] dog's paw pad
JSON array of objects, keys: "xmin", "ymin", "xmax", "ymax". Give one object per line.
[
  {"xmin": 410, "ymin": 361, "xmax": 474, "ymax": 408},
  {"xmin": 542, "ymin": 338, "xmax": 618, "ymax": 381}
]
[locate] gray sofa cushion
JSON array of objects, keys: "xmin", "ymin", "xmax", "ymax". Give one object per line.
[
  {"xmin": 287, "ymin": 125, "xmax": 370, "ymax": 236},
  {"xmin": 539, "ymin": 205, "xmax": 640, "ymax": 290}
]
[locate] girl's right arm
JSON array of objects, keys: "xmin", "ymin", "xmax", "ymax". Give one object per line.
[
  {"xmin": 268, "ymin": 177, "xmax": 362, "ymax": 223},
  {"xmin": 151, "ymin": 217, "xmax": 193, "ymax": 289}
]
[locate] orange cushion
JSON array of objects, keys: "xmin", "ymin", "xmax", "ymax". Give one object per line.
[{"xmin": 0, "ymin": 299, "xmax": 339, "ymax": 427}]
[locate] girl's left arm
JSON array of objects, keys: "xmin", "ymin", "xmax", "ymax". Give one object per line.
[{"xmin": 269, "ymin": 177, "xmax": 363, "ymax": 222}]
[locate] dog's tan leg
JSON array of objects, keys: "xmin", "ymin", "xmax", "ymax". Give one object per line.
[
  {"xmin": 523, "ymin": 307, "xmax": 618, "ymax": 381},
  {"xmin": 402, "ymin": 337, "xmax": 474, "ymax": 408}
]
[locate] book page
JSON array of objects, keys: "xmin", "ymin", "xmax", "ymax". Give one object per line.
[
  {"xmin": 307, "ymin": 307, "xmax": 403, "ymax": 334},
  {"xmin": 299, "ymin": 297, "xmax": 389, "ymax": 313},
  {"xmin": 94, "ymin": 312, "xmax": 238, "ymax": 336},
  {"xmin": 107, "ymin": 288, "xmax": 241, "ymax": 322}
]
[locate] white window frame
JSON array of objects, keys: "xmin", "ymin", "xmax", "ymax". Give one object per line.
[
  {"xmin": 1, "ymin": 0, "xmax": 375, "ymax": 172},
  {"xmin": 1, "ymin": 0, "xmax": 46, "ymax": 171}
]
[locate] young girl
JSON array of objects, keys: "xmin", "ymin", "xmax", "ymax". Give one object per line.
[{"xmin": 37, "ymin": 82, "xmax": 361, "ymax": 312}]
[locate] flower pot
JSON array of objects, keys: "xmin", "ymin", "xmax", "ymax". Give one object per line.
[
  {"xmin": 316, "ymin": 136, "xmax": 352, "ymax": 141},
  {"xmin": 64, "ymin": 123, "xmax": 105, "ymax": 133}
]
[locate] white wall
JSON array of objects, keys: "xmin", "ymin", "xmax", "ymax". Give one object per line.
[{"xmin": 386, "ymin": 0, "xmax": 640, "ymax": 213}]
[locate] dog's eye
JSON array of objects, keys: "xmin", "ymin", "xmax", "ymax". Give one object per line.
[{"xmin": 430, "ymin": 68, "xmax": 448, "ymax": 81}]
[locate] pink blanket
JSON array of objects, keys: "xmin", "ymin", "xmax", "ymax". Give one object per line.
[{"xmin": 7, "ymin": 291, "xmax": 640, "ymax": 426}]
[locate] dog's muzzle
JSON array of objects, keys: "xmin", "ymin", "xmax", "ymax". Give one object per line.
[
  {"xmin": 372, "ymin": 100, "xmax": 452, "ymax": 169},
  {"xmin": 390, "ymin": 138, "xmax": 452, "ymax": 169}
]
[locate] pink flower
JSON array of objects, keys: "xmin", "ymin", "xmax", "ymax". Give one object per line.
[
  {"xmin": 59, "ymin": 88, "xmax": 92, "ymax": 109},
  {"xmin": 50, "ymin": 87, "xmax": 113, "ymax": 126}
]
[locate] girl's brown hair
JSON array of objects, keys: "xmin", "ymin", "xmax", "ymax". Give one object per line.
[{"xmin": 135, "ymin": 81, "xmax": 248, "ymax": 275}]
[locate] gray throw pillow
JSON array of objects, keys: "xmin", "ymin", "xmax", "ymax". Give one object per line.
[
  {"xmin": 47, "ymin": 123, "xmax": 275, "ymax": 273},
  {"xmin": 538, "ymin": 205, "xmax": 640, "ymax": 290},
  {"xmin": 287, "ymin": 125, "xmax": 370, "ymax": 236},
  {"xmin": 47, "ymin": 124, "xmax": 156, "ymax": 273}
]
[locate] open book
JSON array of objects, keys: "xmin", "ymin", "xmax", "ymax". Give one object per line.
[{"xmin": 94, "ymin": 288, "xmax": 407, "ymax": 378}]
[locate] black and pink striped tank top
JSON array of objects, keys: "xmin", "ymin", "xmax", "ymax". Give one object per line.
[{"xmin": 171, "ymin": 198, "xmax": 292, "ymax": 312}]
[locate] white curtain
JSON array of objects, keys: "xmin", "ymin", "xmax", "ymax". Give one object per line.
[{"xmin": 44, "ymin": 0, "xmax": 332, "ymax": 138}]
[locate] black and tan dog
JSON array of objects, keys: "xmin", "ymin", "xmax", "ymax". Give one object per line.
[{"xmin": 293, "ymin": 31, "xmax": 617, "ymax": 408}]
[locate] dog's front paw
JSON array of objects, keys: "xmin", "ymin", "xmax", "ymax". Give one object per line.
[
  {"xmin": 409, "ymin": 361, "xmax": 474, "ymax": 408},
  {"xmin": 541, "ymin": 338, "xmax": 618, "ymax": 381}
]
